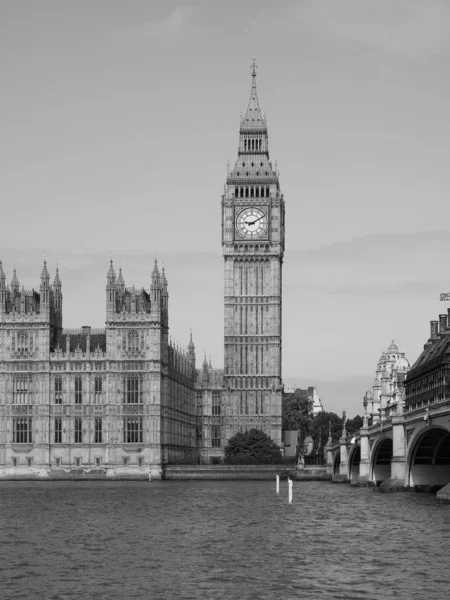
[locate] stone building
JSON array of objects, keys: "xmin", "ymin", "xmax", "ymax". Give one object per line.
[
  {"xmin": 405, "ymin": 312, "xmax": 450, "ymax": 411},
  {"xmin": 363, "ymin": 340, "xmax": 410, "ymax": 424},
  {"xmin": 220, "ymin": 59, "xmax": 285, "ymax": 447},
  {"xmin": 0, "ymin": 260, "xmax": 197, "ymax": 478},
  {"xmin": 0, "ymin": 61, "xmax": 286, "ymax": 472}
]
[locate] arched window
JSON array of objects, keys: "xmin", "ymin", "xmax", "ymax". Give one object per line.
[
  {"xmin": 259, "ymin": 139, "xmax": 262, "ymax": 150},
  {"xmin": 128, "ymin": 330, "xmax": 139, "ymax": 351},
  {"xmin": 250, "ymin": 187, "xmax": 254, "ymax": 198},
  {"xmin": 235, "ymin": 187, "xmax": 238, "ymax": 197},
  {"xmin": 240, "ymin": 187, "xmax": 244, "ymax": 198},
  {"xmin": 256, "ymin": 187, "xmax": 259, "ymax": 198},
  {"xmin": 245, "ymin": 187, "xmax": 249, "ymax": 198},
  {"xmin": 244, "ymin": 140, "xmax": 247, "ymax": 151},
  {"xmin": 266, "ymin": 186, "xmax": 269, "ymax": 197}
]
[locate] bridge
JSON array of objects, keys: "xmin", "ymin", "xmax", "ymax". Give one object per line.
[{"xmin": 327, "ymin": 398, "xmax": 450, "ymax": 499}]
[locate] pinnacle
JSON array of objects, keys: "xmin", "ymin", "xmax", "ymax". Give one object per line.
[{"xmin": 241, "ymin": 57, "xmax": 266, "ymax": 131}]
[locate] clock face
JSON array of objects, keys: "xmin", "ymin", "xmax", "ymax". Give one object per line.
[{"xmin": 236, "ymin": 207, "xmax": 268, "ymax": 240}]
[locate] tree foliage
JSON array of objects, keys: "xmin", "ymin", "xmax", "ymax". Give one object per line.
[
  {"xmin": 224, "ymin": 428, "xmax": 283, "ymax": 464},
  {"xmin": 310, "ymin": 411, "xmax": 343, "ymax": 452},
  {"xmin": 346, "ymin": 415, "xmax": 364, "ymax": 436},
  {"xmin": 282, "ymin": 389, "xmax": 313, "ymax": 435}
]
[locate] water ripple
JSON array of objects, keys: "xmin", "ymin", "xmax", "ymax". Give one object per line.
[{"xmin": 0, "ymin": 480, "xmax": 449, "ymax": 599}]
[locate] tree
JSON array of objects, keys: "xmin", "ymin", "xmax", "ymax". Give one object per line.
[
  {"xmin": 224, "ymin": 428, "xmax": 283, "ymax": 464},
  {"xmin": 282, "ymin": 389, "xmax": 313, "ymax": 438},
  {"xmin": 310, "ymin": 411, "xmax": 342, "ymax": 453},
  {"xmin": 346, "ymin": 415, "xmax": 364, "ymax": 436}
]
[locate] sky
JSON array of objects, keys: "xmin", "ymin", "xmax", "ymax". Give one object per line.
[{"xmin": 1, "ymin": 0, "xmax": 450, "ymax": 416}]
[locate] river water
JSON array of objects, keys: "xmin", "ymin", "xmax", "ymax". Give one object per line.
[{"xmin": 0, "ymin": 480, "xmax": 449, "ymax": 600}]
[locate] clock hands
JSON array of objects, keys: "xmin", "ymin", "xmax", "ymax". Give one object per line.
[{"xmin": 245, "ymin": 215, "xmax": 264, "ymax": 226}]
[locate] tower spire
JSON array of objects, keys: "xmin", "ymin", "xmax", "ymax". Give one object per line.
[{"xmin": 241, "ymin": 57, "xmax": 265, "ymax": 130}]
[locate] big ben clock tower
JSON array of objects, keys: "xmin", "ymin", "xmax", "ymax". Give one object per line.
[{"xmin": 222, "ymin": 60, "xmax": 285, "ymax": 446}]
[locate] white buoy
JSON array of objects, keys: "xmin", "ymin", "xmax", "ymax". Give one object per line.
[
  {"xmin": 276, "ymin": 474, "xmax": 280, "ymax": 493},
  {"xmin": 288, "ymin": 477, "xmax": 293, "ymax": 504}
]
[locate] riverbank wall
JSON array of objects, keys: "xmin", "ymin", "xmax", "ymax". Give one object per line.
[{"xmin": 0, "ymin": 464, "xmax": 331, "ymax": 481}]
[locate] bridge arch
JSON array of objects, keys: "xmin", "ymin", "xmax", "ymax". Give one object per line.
[
  {"xmin": 348, "ymin": 444, "xmax": 361, "ymax": 481},
  {"xmin": 371, "ymin": 436, "xmax": 393, "ymax": 485},
  {"xmin": 407, "ymin": 425, "xmax": 450, "ymax": 489},
  {"xmin": 332, "ymin": 450, "xmax": 340, "ymax": 478}
]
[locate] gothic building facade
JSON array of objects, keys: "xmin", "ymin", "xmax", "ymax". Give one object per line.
[
  {"xmin": 221, "ymin": 59, "xmax": 285, "ymax": 447},
  {"xmin": 0, "ymin": 62, "xmax": 285, "ymax": 473},
  {"xmin": 0, "ymin": 260, "xmax": 197, "ymax": 478}
]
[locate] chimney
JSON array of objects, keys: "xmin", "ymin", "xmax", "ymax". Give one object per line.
[
  {"xmin": 439, "ymin": 314, "xmax": 447, "ymax": 334},
  {"xmin": 430, "ymin": 321, "xmax": 439, "ymax": 338}
]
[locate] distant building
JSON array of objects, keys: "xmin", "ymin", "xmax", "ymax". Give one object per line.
[
  {"xmin": 405, "ymin": 314, "xmax": 450, "ymax": 411},
  {"xmin": 363, "ymin": 340, "xmax": 410, "ymax": 423},
  {"xmin": 283, "ymin": 386, "xmax": 324, "ymax": 414}
]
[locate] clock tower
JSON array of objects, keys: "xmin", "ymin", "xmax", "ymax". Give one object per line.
[{"xmin": 222, "ymin": 60, "xmax": 285, "ymax": 446}]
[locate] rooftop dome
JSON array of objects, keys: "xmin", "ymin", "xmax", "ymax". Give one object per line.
[
  {"xmin": 394, "ymin": 355, "xmax": 410, "ymax": 371},
  {"xmin": 387, "ymin": 340, "xmax": 399, "ymax": 353}
]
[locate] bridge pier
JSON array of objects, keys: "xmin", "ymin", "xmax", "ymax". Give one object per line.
[
  {"xmin": 336, "ymin": 433, "xmax": 349, "ymax": 482},
  {"xmin": 352, "ymin": 424, "xmax": 372, "ymax": 486}
]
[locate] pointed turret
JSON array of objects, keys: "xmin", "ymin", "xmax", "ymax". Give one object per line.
[
  {"xmin": 0, "ymin": 261, "xmax": 5, "ymax": 313},
  {"xmin": 241, "ymin": 57, "xmax": 266, "ymax": 131},
  {"xmin": 40, "ymin": 260, "xmax": 50, "ymax": 312},
  {"xmin": 11, "ymin": 268, "xmax": 19, "ymax": 295},
  {"xmin": 227, "ymin": 58, "xmax": 278, "ymax": 191},
  {"xmin": 150, "ymin": 259, "xmax": 162, "ymax": 310},
  {"xmin": 117, "ymin": 267, "xmax": 125, "ymax": 292},
  {"xmin": 106, "ymin": 259, "xmax": 117, "ymax": 320},
  {"xmin": 161, "ymin": 266, "xmax": 168, "ymax": 312},
  {"xmin": 53, "ymin": 267, "xmax": 62, "ymax": 313}
]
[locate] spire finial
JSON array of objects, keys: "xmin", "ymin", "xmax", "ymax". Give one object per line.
[{"xmin": 251, "ymin": 57, "xmax": 257, "ymax": 78}]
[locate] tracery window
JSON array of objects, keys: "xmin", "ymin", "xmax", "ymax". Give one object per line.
[
  {"xmin": 128, "ymin": 330, "xmax": 139, "ymax": 351},
  {"xmin": 94, "ymin": 377, "xmax": 103, "ymax": 404},
  {"xmin": 75, "ymin": 376, "xmax": 82, "ymax": 404},
  {"xmin": 74, "ymin": 418, "xmax": 82, "ymax": 443},
  {"xmin": 123, "ymin": 375, "xmax": 143, "ymax": 403},
  {"xmin": 123, "ymin": 417, "xmax": 143, "ymax": 443},
  {"xmin": 95, "ymin": 418, "xmax": 102, "ymax": 443},
  {"xmin": 211, "ymin": 425, "xmax": 221, "ymax": 447},
  {"xmin": 212, "ymin": 392, "xmax": 221, "ymax": 416},
  {"xmin": 54, "ymin": 376, "xmax": 62, "ymax": 404},
  {"xmin": 17, "ymin": 331, "xmax": 28, "ymax": 351},
  {"xmin": 13, "ymin": 417, "xmax": 32, "ymax": 443},
  {"xmin": 14, "ymin": 377, "xmax": 28, "ymax": 404},
  {"xmin": 54, "ymin": 418, "xmax": 62, "ymax": 443}
]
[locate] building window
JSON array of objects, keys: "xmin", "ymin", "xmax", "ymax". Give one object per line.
[
  {"xmin": 75, "ymin": 457, "xmax": 81, "ymax": 467},
  {"xmin": 55, "ymin": 458, "xmax": 61, "ymax": 467},
  {"xmin": 27, "ymin": 458, "xmax": 33, "ymax": 467},
  {"xmin": 94, "ymin": 377, "xmax": 102, "ymax": 404},
  {"xmin": 54, "ymin": 418, "xmax": 62, "ymax": 443},
  {"xmin": 13, "ymin": 417, "xmax": 32, "ymax": 443},
  {"xmin": 12, "ymin": 458, "xmax": 17, "ymax": 467},
  {"xmin": 95, "ymin": 457, "xmax": 101, "ymax": 466},
  {"xmin": 55, "ymin": 376, "xmax": 62, "ymax": 404},
  {"xmin": 94, "ymin": 418, "xmax": 102, "ymax": 443},
  {"xmin": 18, "ymin": 331, "xmax": 28, "ymax": 351},
  {"xmin": 138, "ymin": 457, "xmax": 143, "ymax": 467},
  {"xmin": 128, "ymin": 330, "xmax": 139, "ymax": 351},
  {"xmin": 123, "ymin": 417, "xmax": 143, "ymax": 443},
  {"xmin": 123, "ymin": 457, "xmax": 129, "ymax": 466},
  {"xmin": 212, "ymin": 392, "xmax": 221, "ymax": 416},
  {"xmin": 14, "ymin": 377, "xmax": 28, "ymax": 404},
  {"xmin": 124, "ymin": 375, "xmax": 143, "ymax": 403},
  {"xmin": 75, "ymin": 376, "xmax": 82, "ymax": 404},
  {"xmin": 74, "ymin": 418, "xmax": 82, "ymax": 443},
  {"xmin": 211, "ymin": 426, "xmax": 221, "ymax": 448}
]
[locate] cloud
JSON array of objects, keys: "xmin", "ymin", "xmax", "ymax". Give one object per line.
[
  {"xmin": 111, "ymin": 7, "xmax": 194, "ymax": 44},
  {"xmin": 289, "ymin": 0, "xmax": 450, "ymax": 59}
]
